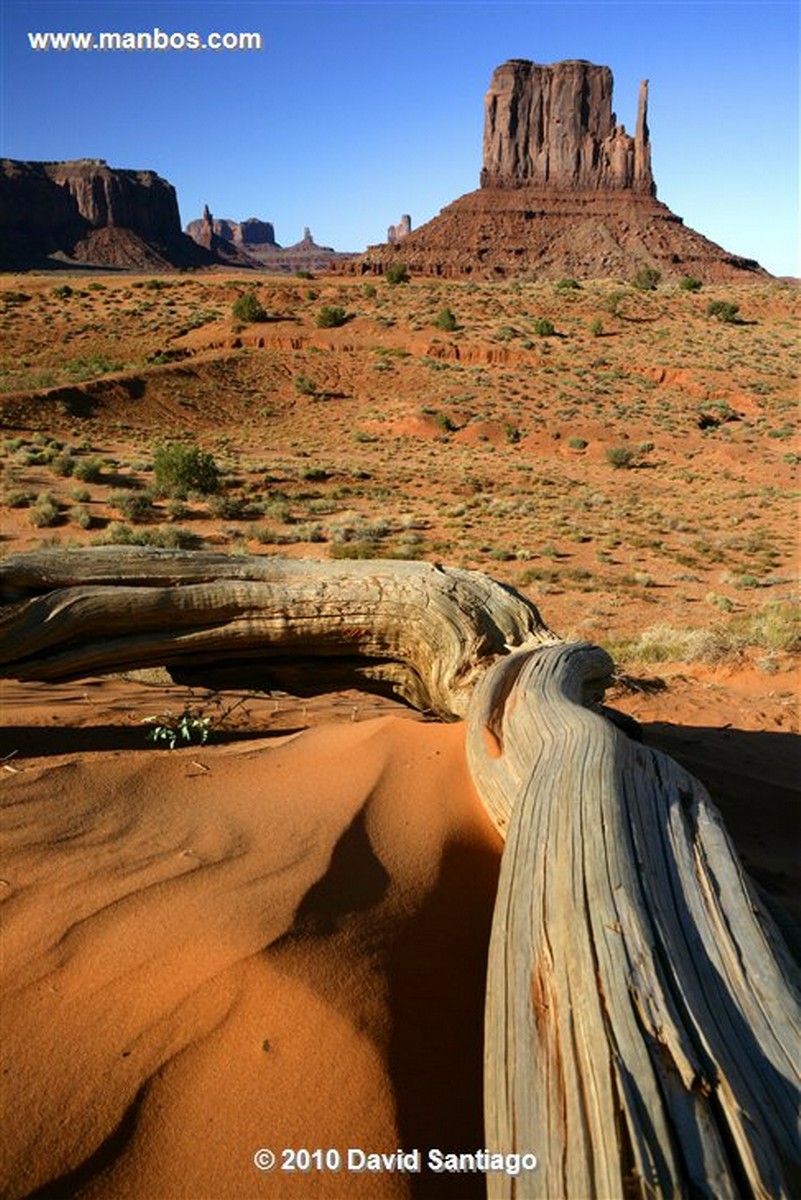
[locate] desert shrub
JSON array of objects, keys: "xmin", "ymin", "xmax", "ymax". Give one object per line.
[
  {"xmin": 385, "ymin": 264, "xmax": 409, "ymax": 285},
  {"xmin": 679, "ymin": 275, "xmax": 702, "ymax": 292},
  {"xmin": 316, "ymin": 305, "xmax": 347, "ymax": 328},
  {"xmin": 6, "ymin": 490, "xmax": 35, "ymax": 508},
  {"xmin": 568, "ymin": 437, "xmax": 588, "ymax": 450},
  {"xmin": 231, "ymin": 291, "xmax": 267, "ymax": 323},
  {"xmin": 70, "ymin": 505, "xmax": 93, "ymax": 529},
  {"xmin": 436, "ymin": 306, "xmax": 457, "ymax": 332},
  {"xmin": 50, "ymin": 449, "xmax": 76, "ymax": 477},
  {"xmin": 109, "ymin": 490, "xmax": 158, "ymax": 521},
  {"xmin": 294, "ymin": 374, "xmax": 318, "ymax": 396},
  {"xmin": 589, "ymin": 316, "xmax": 604, "ymax": 337},
  {"xmin": 52, "ymin": 284, "xmax": 73, "ymax": 299},
  {"xmin": 99, "ymin": 521, "xmax": 198, "ymax": 549},
  {"xmin": 532, "ymin": 318, "xmax": 555, "ymax": 337},
  {"xmin": 605, "ymin": 446, "xmax": 634, "ymax": 469},
  {"xmin": 152, "ymin": 442, "xmax": 220, "ymax": 498},
  {"xmin": 29, "ymin": 493, "xmax": 61, "ymax": 527},
  {"xmin": 555, "ymin": 278, "xmax": 581, "ymax": 291},
  {"xmin": 295, "ymin": 270, "xmax": 314, "ymax": 280},
  {"xmin": 207, "ymin": 494, "xmax": 261, "ymax": 520},
  {"xmin": 631, "ymin": 266, "xmax": 661, "ymax": 291},
  {"xmin": 362, "ymin": 283, "xmax": 377, "ymax": 299},
  {"xmin": 706, "ymin": 299, "xmax": 739, "ymax": 323},
  {"xmin": 72, "ymin": 456, "xmax": 102, "ymax": 483},
  {"xmin": 65, "ymin": 356, "xmax": 122, "ymax": 380}
]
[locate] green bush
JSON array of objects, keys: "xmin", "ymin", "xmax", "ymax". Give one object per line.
[
  {"xmin": 568, "ymin": 437, "xmax": 588, "ymax": 450},
  {"xmin": 679, "ymin": 275, "xmax": 702, "ymax": 292},
  {"xmin": 706, "ymin": 299, "xmax": 740, "ymax": 323},
  {"xmin": 294, "ymin": 374, "xmax": 318, "ymax": 396},
  {"xmin": 532, "ymin": 318, "xmax": 555, "ymax": 337},
  {"xmin": 589, "ymin": 316, "xmax": 604, "ymax": 337},
  {"xmin": 631, "ymin": 266, "xmax": 661, "ymax": 291},
  {"xmin": 385, "ymin": 264, "xmax": 409, "ymax": 286},
  {"xmin": 606, "ymin": 446, "xmax": 634, "ymax": 469},
  {"xmin": 231, "ymin": 291, "xmax": 268, "ymax": 323},
  {"xmin": 436, "ymin": 306, "xmax": 457, "ymax": 332},
  {"xmin": 316, "ymin": 305, "xmax": 347, "ymax": 328},
  {"xmin": 153, "ymin": 442, "xmax": 220, "ymax": 498},
  {"xmin": 555, "ymin": 278, "xmax": 581, "ymax": 291}
]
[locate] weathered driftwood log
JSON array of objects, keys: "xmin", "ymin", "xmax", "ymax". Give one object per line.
[
  {"xmin": 0, "ymin": 548, "xmax": 556, "ymax": 719},
  {"xmin": 466, "ymin": 643, "xmax": 801, "ymax": 1199}
]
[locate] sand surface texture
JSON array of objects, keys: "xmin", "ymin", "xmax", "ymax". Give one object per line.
[{"xmin": 1, "ymin": 702, "xmax": 501, "ymax": 1199}]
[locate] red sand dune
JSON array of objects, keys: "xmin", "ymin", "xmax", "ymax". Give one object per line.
[{"xmin": 1, "ymin": 710, "xmax": 500, "ymax": 1199}]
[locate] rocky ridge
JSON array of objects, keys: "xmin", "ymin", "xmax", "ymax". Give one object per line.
[{"xmin": 350, "ymin": 59, "xmax": 766, "ymax": 282}]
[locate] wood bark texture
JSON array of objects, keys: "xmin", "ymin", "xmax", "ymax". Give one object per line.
[
  {"xmin": 466, "ymin": 643, "xmax": 801, "ymax": 1199},
  {"xmin": 0, "ymin": 548, "xmax": 556, "ymax": 719}
]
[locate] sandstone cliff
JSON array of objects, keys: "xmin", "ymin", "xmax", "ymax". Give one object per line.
[
  {"xmin": 481, "ymin": 59, "xmax": 654, "ymax": 194},
  {"xmin": 349, "ymin": 59, "xmax": 766, "ymax": 282},
  {"xmin": 0, "ymin": 159, "xmax": 213, "ymax": 270}
]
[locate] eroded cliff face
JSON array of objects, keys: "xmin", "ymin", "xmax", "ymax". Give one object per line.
[
  {"xmin": 46, "ymin": 160, "xmax": 182, "ymax": 238},
  {"xmin": 0, "ymin": 158, "xmax": 211, "ymax": 269},
  {"xmin": 480, "ymin": 59, "xmax": 655, "ymax": 195}
]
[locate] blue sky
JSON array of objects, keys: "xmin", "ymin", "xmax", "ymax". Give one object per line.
[{"xmin": 1, "ymin": 1, "xmax": 798, "ymax": 275}]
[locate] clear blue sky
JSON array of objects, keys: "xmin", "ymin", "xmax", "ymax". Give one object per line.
[{"xmin": 1, "ymin": 1, "xmax": 798, "ymax": 275}]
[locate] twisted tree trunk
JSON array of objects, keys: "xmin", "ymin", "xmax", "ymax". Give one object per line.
[
  {"xmin": 0, "ymin": 548, "xmax": 556, "ymax": 719},
  {"xmin": 466, "ymin": 643, "xmax": 800, "ymax": 1199},
  {"xmin": 3, "ymin": 550, "xmax": 798, "ymax": 1196}
]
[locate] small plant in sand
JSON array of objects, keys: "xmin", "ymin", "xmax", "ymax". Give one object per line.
[
  {"xmin": 142, "ymin": 705, "xmax": 212, "ymax": 749},
  {"xmin": 436, "ymin": 306, "xmax": 458, "ymax": 331},
  {"xmin": 532, "ymin": 317, "xmax": 556, "ymax": 337},
  {"xmin": 231, "ymin": 291, "xmax": 268, "ymax": 323},
  {"xmin": 152, "ymin": 441, "xmax": 220, "ymax": 498},
  {"xmin": 142, "ymin": 693, "xmax": 252, "ymax": 749},
  {"xmin": 679, "ymin": 275, "xmax": 702, "ymax": 292}
]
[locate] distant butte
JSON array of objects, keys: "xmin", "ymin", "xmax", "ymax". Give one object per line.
[
  {"xmin": 351, "ymin": 59, "xmax": 767, "ymax": 282},
  {"xmin": 185, "ymin": 211, "xmax": 355, "ymax": 272}
]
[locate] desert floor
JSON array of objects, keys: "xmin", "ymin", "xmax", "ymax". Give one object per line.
[{"xmin": 1, "ymin": 270, "xmax": 799, "ymax": 1197}]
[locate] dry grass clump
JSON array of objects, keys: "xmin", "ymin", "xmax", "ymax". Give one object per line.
[{"xmin": 604, "ymin": 598, "xmax": 799, "ymax": 666}]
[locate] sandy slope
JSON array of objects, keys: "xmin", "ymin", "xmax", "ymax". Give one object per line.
[{"xmin": 1, "ymin": 712, "xmax": 501, "ymax": 1199}]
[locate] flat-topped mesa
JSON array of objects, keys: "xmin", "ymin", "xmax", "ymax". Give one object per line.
[{"xmin": 481, "ymin": 59, "xmax": 655, "ymax": 195}]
